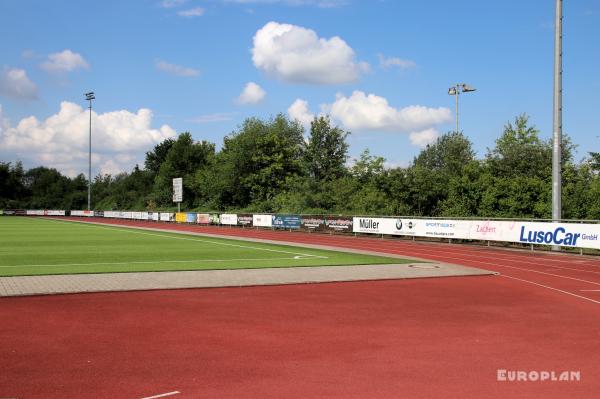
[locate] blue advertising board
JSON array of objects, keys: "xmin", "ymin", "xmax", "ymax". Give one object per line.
[{"xmin": 272, "ymin": 214, "xmax": 302, "ymax": 229}]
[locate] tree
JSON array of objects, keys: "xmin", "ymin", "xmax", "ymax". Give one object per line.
[
  {"xmin": 212, "ymin": 115, "xmax": 305, "ymax": 210},
  {"xmin": 153, "ymin": 132, "xmax": 215, "ymax": 208},
  {"xmin": 304, "ymin": 116, "xmax": 349, "ymax": 182},
  {"xmin": 413, "ymin": 131, "xmax": 475, "ymax": 176},
  {"xmin": 145, "ymin": 138, "xmax": 175, "ymax": 176}
]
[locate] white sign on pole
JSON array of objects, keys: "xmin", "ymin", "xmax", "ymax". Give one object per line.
[{"xmin": 172, "ymin": 177, "xmax": 183, "ymax": 202}]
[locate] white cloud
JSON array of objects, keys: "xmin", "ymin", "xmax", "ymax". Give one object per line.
[
  {"xmin": 252, "ymin": 21, "xmax": 368, "ymax": 85},
  {"xmin": 0, "ymin": 101, "xmax": 176, "ymax": 177},
  {"xmin": 322, "ymin": 91, "xmax": 451, "ymax": 132},
  {"xmin": 409, "ymin": 128, "xmax": 439, "ymax": 148},
  {"xmin": 287, "ymin": 99, "xmax": 314, "ymax": 127},
  {"xmin": 41, "ymin": 50, "xmax": 90, "ymax": 73},
  {"xmin": 156, "ymin": 60, "xmax": 200, "ymax": 77},
  {"xmin": 0, "ymin": 67, "xmax": 38, "ymax": 100},
  {"xmin": 177, "ymin": 7, "xmax": 205, "ymax": 17},
  {"xmin": 378, "ymin": 53, "xmax": 416, "ymax": 70},
  {"xmin": 160, "ymin": 0, "xmax": 188, "ymax": 8},
  {"xmin": 236, "ymin": 82, "xmax": 266, "ymax": 104}
]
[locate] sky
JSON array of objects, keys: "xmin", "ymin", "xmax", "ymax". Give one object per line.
[{"xmin": 0, "ymin": 0, "xmax": 598, "ymax": 177}]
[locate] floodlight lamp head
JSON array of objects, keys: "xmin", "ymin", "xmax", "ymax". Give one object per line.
[
  {"xmin": 448, "ymin": 87, "xmax": 457, "ymax": 95},
  {"xmin": 85, "ymin": 92, "xmax": 95, "ymax": 100},
  {"xmin": 461, "ymin": 84, "xmax": 476, "ymax": 92}
]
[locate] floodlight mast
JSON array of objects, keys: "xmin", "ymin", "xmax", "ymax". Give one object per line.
[
  {"xmin": 552, "ymin": 0, "xmax": 563, "ymax": 251},
  {"xmin": 85, "ymin": 92, "xmax": 95, "ymax": 211},
  {"xmin": 447, "ymin": 83, "xmax": 476, "ymax": 133}
]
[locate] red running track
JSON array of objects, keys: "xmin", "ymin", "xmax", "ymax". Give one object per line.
[{"xmin": 0, "ymin": 217, "xmax": 598, "ymax": 398}]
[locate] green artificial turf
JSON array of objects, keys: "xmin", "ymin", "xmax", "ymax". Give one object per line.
[{"xmin": 0, "ymin": 217, "xmax": 410, "ymax": 277}]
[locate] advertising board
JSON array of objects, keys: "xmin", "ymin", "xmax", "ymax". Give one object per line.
[
  {"xmin": 175, "ymin": 212, "xmax": 187, "ymax": 223},
  {"xmin": 324, "ymin": 217, "xmax": 353, "ymax": 232},
  {"xmin": 160, "ymin": 212, "xmax": 173, "ymax": 222},
  {"xmin": 220, "ymin": 214, "xmax": 238, "ymax": 225},
  {"xmin": 253, "ymin": 214, "xmax": 272, "ymax": 227},
  {"xmin": 209, "ymin": 214, "xmax": 220, "ymax": 224},
  {"xmin": 196, "ymin": 213, "xmax": 211, "ymax": 224},
  {"xmin": 301, "ymin": 216, "xmax": 326, "ymax": 231},
  {"xmin": 272, "ymin": 214, "xmax": 301, "ymax": 229},
  {"xmin": 186, "ymin": 213, "xmax": 196, "ymax": 223},
  {"xmin": 237, "ymin": 214, "xmax": 253, "ymax": 226}
]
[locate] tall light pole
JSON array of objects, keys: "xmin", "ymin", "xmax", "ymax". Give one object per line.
[
  {"xmin": 552, "ymin": 0, "xmax": 563, "ymax": 241},
  {"xmin": 85, "ymin": 91, "xmax": 95, "ymax": 211},
  {"xmin": 448, "ymin": 83, "xmax": 476, "ymax": 133}
]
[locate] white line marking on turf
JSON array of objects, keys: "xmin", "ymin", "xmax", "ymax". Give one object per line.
[
  {"xmin": 501, "ymin": 275, "xmax": 600, "ymax": 305},
  {"xmin": 0, "ymin": 256, "xmax": 317, "ymax": 268},
  {"xmin": 140, "ymin": 391, "xmax": 180, "ymax": 399},
  {"xmin": 76, "ymin": 222, "xmax": 329, "ymax": 259}
]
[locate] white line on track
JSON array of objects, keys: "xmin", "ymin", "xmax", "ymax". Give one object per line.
[
  {"xmin": 140, "ymin": 391, "xmax": 180, "ymax": 399},
  {"xmin": 501, "ymin": 275, "xmax": 600, "ymax": 305},
  {"xmin": 580, "ymin": 289, "xmax": 600, "ymax": 292},
  {"xmin": 49, "ymin": 219, "xmax": 329, "ymax": 259},
  {"xmin": 0, "ymin": 256, "xmax": 316, "ymax": 268},
  {"xmin": 332, "ymin": 247, "xmax": 600, "ymax": 285}
]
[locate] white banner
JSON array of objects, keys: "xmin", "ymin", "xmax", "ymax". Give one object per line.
[
  {"xmin": 253, "ymin": 214, "xmax": 273, "ymax": 227},
  {"xmin": 173, "ymin": 177, "xmax": 183, "ymax": 203},
  {"xmin": 220, "ymin": 214, "xmax": 238, "ymax": 225},
  {"xmin": 46, "ymin": 210, "xmax": 66, "ymax": 216},
  {"xmin": 70, "ymin": 210, "xmax": 94, "ymax": 217},
  {"xmin": 160, "ymin": 212, "xmax": 173, "ymax": 222},
  {"xmin": 26, "ymin": 210, "xmax": 45, "ymax": 216},
  {"xmin": 353, "ymin": 217, "xmax": 600, "ymax": 250}
]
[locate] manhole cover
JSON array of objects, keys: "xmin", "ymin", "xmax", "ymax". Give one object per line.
[{"xmin": 408, "ymin": 264, "xmax": 441, "ymax": 269}]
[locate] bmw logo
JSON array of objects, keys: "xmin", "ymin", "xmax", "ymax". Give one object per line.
[{"xmin": 395, "ymin": 219, "xmax": 403, "ymax": 230}]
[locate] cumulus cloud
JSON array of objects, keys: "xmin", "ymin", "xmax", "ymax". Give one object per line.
[
  {"xmin": 236, "ymin": 82, "xmax": 266, "ymax": 104},
  {"xmin": 287, "ymin": 99, "xmax": 314, "ymax": 127},
  {"xmin": 0, "ymin": 101, "xmax": 176, "ymax": 177},
  {"xmin": 378, "ymin": 53, "xmax": 416, "ymax": 70},
  {"xmin": 0, "ymin": 67, "xmax": 38, "ymax": 100},
  {"xmin": 409, "ymin": 128, "xmax": 439, "ymax": 148},
  {"xmin": 41, "ymin": 50, "xmax": 90, "ymax": 73},
  {"xmin": 252, "ymin": 21, "xmax": 368, "ymax": 85},
  {"xmin": 177, "ymin": 7, "xmax": 205, "ymax": 17},
  {"xmin": 322, "ymin": 91, "xmax": 451, "ymax": 132},
  {"xmin": 156, "ymin": 60, "xmax": 200, "ymax": 77}
]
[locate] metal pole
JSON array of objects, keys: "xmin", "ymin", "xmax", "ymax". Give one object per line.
[
  {"xmin": 455, "ymin": 85, "xmax": 459, "ymax": 133},
  {"xmin": 552, "ymin": 0, "xmax": 563, "ymax": 251},
  {"xmin": 88, "ymin": 98, "xmax": 92, "ymax": 211}
]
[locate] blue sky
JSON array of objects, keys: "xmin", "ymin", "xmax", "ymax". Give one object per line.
[{"xmin": 0, "ymin": 0, "xmax": 598, "ymax": 177}]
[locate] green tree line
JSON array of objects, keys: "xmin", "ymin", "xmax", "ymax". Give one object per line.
[{"xmin": 2, "ymin": 114, "xmax": 599, "ymax": 219}]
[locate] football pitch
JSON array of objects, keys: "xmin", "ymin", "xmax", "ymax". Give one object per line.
[{"xmin": 0, "ymin": 217, "xmax": 407, "ymax": 277}]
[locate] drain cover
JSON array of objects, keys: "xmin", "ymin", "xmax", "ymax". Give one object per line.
[{"xmin": 408, "ymin": 264, "xmax": 441, "ymax": 269}]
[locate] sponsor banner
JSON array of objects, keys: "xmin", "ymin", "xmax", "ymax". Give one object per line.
[
  {"xmin": 419, "ymin": 219, "xmax": 471, "ymax": 239},
  {"xmin": 15, "ymin": 209, "xmax": 26, "ymax": 216},
  {"xmin": 148, "ymin": 212, "xmax": 159, "ymax": 221},
  {"xmin": 301, "ymin": 216, "xmax": 326, "ymax": 231},
  {"xmin": 2, "ymin": 210, "xmax": 15, "ymax": 215},
  {"xmin": 47, "ymin": 210, "xmax": 66, "ymax": 216},
  {"xmin": 237, "ymin": 214, "xmax": 253, "ymax": 227},
  {"xmin": 325, "ymin": 216, "xmax": 354, "ymax": 232},
  {"xmin": 273, "ymin": 214, "xmax": 302, "ymax": 229},
  {"xmin": 140, "ymin": 212, "xmax": 149, "ymax": 220},
  {"xmin": 160, "ymin": 212, "xmax": 173, "ymax": 222},
  {"xmin": 26, "ymin": 210, "xmax": 45, "ymax": 216},
  {"xmin": 353, "ymin": 217, "xmax": 420, "ymax": 236},
  {"xmin": 209, "ymin": 214, "xmax": 220, "ymax": 225},
  {"xmin": 94, "ymin": 210, "xmax": 104, "ymax": 217},
  {"xmin": 253, "ymin": 214, "xmax": 272, "ymax": 227},
  {"xmin": 186, "ymin": 213, "xmax": 197, "ymax": 223},
  {"xmin": 175, "ymin": 212, "xmax": 187, "ymax": 223},
  {"xmin": 220, "ymin": 214, "xmax": 238, "ymax": 225},
  {"xmin": 197, "ymin": 213, "xmax": 211, "ymax": 224},
  {"xmin": 70, "ymin": 210, "xmax": 94, "ymax": 217},
  {"xmin": 513, "ymin": 222, "xmax": 600, "ymax": 249}
]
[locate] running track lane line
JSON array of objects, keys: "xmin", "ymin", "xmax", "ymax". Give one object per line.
[
  {"xmin": 501, "ymin": 275, "xmax": 600, "ymax": 305},
  {"xmin": 312, "ymin": 241, "xmax": 600, "ymax": 286},
  {"xmin": 140, "ymin": 391, "xmax": 180, "ymax": 399}
]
